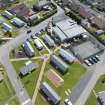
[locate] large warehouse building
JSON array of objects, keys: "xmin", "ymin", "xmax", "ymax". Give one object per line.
[{"xmin": 53, "ymin": 18, "xmax": 87, "ymax": 42}]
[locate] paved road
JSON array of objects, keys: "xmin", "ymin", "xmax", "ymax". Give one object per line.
[
  {"xmin": 69, "ymin": 52, "xmax": 105, "ymax": 105},
  {"xmin": 0, "ymin": 1, "xmax": 65, "ymax": 105}
]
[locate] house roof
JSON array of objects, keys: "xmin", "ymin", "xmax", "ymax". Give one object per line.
[
  {"xmin": 20, "ymin": 61, "xmax": 36, "ymax": 76},
  {"xmin": 40, "ymin": 82, "xmax": 61, "ymax": 104}
]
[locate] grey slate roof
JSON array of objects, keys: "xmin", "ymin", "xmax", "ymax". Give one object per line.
[
  {"xmin": 59, "ymin": 48, "xmax": 75, "ymax": 63},
  {"xmin": 43, "ymin": 35, "xmax": 55, "ymax": 47},
  {"xmin": 40, "ymin": 82, "xmax": 61, "ymax": 105},
  {"xmin": 20, "ymin": 62, "xmax": 36, "ymax": 76},
  {"xmin": 50, "ymin": 55, "xmax": 68, "ymax": 74}
]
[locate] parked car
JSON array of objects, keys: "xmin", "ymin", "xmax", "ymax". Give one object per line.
[
  {"xmin": 27, "ymin": 30, "xmax": 32, "ymax": 34},
  {"xmin": 64, "ymin": 99, "xmax": 73, "ymax": 105},
  {"xmin": 84, "ymin": 59, "xmax": 92, "ymax": 66},
  {"xmin": 88, "ymin": 58, "xmax": 95, "ymax": 64}
]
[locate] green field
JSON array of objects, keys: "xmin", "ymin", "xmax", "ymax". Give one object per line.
[
  {"xmin": 35, "ymin": 61, "xmax": 86, "ymax": 105},
  {"xmin": 0, "ymin": 65, "xmax": 20, "ymax": 105},
  {"xmin": 13, "ymin": 59, "xmax": 43, "ymax": 98}
]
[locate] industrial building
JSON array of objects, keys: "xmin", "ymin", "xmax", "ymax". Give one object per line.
[
  {"xmin": 53, "ymin": 18, "xmax": 87, "ymax": 42},
  {"xmin": 11, "ymin": 17, "xmax": 25, "ymax": 28},
  {"xmin": 19, "ymin": 61, "xmax": 36, "ymax": 76},
  {"xmin": 2, "ymin": 10, "xmax": 13, "ymax": 19},
  {"xmin": 34, "ymin": 38, "xmax": 43, "ymax": 50},
  {"xmin": 97, "ymin": 91, "xmax": 105, "ymax": 105},
  {"xmin": 40, "ymin": 82, "xmax": 61, "ymax": 105},
  {"xmin": 50, "ymin": 55, "xmax": 69, "ymax": 74},
  {"xmin": 2, "ymin": 22, "xmax": 12, "ymax": 32},
  {"xmin": 43, "ymin": 35, "xmax": 55, "ymax": 47},
  {"xmin": 22, "ymin": 41, "xmax": 35, "ymax": 57},
  {"xmin": 59, "ymin": 48, "xmax": 75, "ymax": 63}
]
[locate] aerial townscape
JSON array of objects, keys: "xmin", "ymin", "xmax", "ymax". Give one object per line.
[{"xmin": 1, "ymin": 0, "xmax": 105, "ymax": 105}]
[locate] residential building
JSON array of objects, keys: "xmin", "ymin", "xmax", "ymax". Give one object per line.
[
  {"xmin": 20, "ymin": 61, "xmax": 36, "ymax": 76},
  {"xmin": 34, "ymin": 38, "xmax": 43, "ymax": 50},
  {"xmin": 11, "ymin": 17, "xmax": 25, "ymax": 28},
  {"xmin": 59, "ymin": 48, "xmax": 75, "ymax": 63},
  {"xmin": 40, "ymin": 82, "xmax": 61, "ymax": 105},
  {"xmin": 43, "ymin": 35, "xmax": 55, "ymax": 47},
  {"xmin": 50, "ymin": 55, "xmax": 69, "ymax": 74},
  {"xmin": 2, "ymin": 23, "xmax": 12, "ymax": 32},
  {"xmin": 97, "ymin": 91, "xmax": 105, "ymax": 105},
  {"xmin": 2, "ymin": 10, "xmax": 13, "ymax": 19},
  {"xmin": 22, "ymin": 41, "xmax": 35, "ymax": 57}
]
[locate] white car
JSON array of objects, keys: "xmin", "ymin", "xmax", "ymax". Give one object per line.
[
  {"xmin": 84, "ymin": 59, "xmax": 92, "ymax": 66},
  {"xmin": 64, "ymin": 99, "xmax": 73, "ymax": 105}
]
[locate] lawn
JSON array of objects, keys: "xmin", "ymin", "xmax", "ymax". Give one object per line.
[
  {"xmin": 8, "ymin": 97, "xmax": 20, "ymax": 105},
  {"xmin": 0, "ymin": 66, "xmax": 17, "ymax": 105},
  {"xmin": 35, "ymin": 61, "xmax": 86, "ymax": 105},
  {"xmin": 12, "ymin": 59, "xmax": 43, "ymax": 98},
  {"xmin": 98, "ymin": 34, "xmax": 105, "ymax": 41},
  {"xmin": 85, "ymin": 92, "xmax": 98, "ymax": 105}
]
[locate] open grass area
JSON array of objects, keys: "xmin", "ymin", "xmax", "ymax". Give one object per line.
[
  {"xmin": 35, "ymin": 61, "xmax": 86, "ymax": 105},
  {"xmin": 85, "ymin": 92, "xmax": 98, "ymax": 105},
  {"xmin": 8, "ymin": 97, "xmax": 20, "ymax": 105},
  {"xmin": 12, "ymin": 59, "xmax": 43, "ymax": 98},
  {"xmin": 98, "ymin": 34, "xmax": 105, "ymax": 41},
  {"xmin": 0, "ymin": 65, "xmax": 19, "ymax": 105}
]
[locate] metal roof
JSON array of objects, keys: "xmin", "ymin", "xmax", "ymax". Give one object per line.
[
  {"xmin": 59, "ymin": 48, "xmax": 75, "ymax": 63},
  {"xmin": 40, "ymin": 82, "xmax": 61, "ymax": 105},
  {"xmin": 98, "ymin": 91, "xmax": 105, "ymax": 105},
  {"xmin": 23, "ymin": 41, "xmax": 35, "ymax": 57},
  {"xmin": 12, "ymin": 17, "xmax": 25, "ymax": 27},
  {"xmin": 43, "ymin": 35, "xmax": 55, "ymax": 47},
  {"xmin": 34, "ymin": 38, "xmax": 43, "ymax": 49},
  {"xmin": 50, "ymin": 55, "xmax": 68, "ymax": 73},
  {"xmin": 54, "ymin": 18, "xmax": 87, "ymax": 40}
]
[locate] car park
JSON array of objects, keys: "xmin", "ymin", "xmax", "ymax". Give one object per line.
[
  {"xmin": 64, "ymin": 99, "xmax": 73, "ymax": 105},
  {"xmin": 88, "ymin": 58, "xmax": 95, "ymax": 64},
  {"xmin": 84, "ymin": 59, "xmax": 92, "ymax": 66}
]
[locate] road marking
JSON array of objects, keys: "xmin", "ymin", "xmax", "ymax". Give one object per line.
[{"xmin": 22, "ymin": 99, "xmax": 31, "ymax": 105}]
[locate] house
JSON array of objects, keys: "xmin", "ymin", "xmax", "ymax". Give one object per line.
[
  {"xmin": 11, "ymin": 17, "xmax": 25, "ymax": 28},
  {"xmin": 34, "ymin": 38, "xmax": 43, "ymax": 50},
  {"xmin": 81, "ymin": 19, "xmax": 91, "ymax": 28},
  {"xmin": 78, "ymin": 5, "xmax": 93, "ymax": 19},
  {"xmin": 59, "ymin": 48, "xmax": 75, "ymax": 63},
  {"xmin": 40, "ymin": 82, "xmax": 61, "ymax": 105},
  {"xmin": 2, "ymin": 23, "xmax": 12, "ymax": 32},
  {"xmin": 97, "ymin": 91, "xmax": 105, "ymax": 105},
  {"xmin": 10, "ymin": 4, "xmax": 31, "ymax": 21},
  {"xmin": 19, "ymin": 61, "xmax": 36, "ymax": 76},
  {"xmin": 91, "ymin": 13, "xmax": 105, "ymax": 29},
  {"xmin": 2, "ymin": 10, "xmax": 13, "ymax": 19},
  {"xmin": 96, "ymin": 3, "xmax": 105, "ymax": 11},
  {"xmin": 43, "ymin": 35, "xmax": 55, "ymax": 47},
  {"xmin": 22, "ymin": 41, "xmax": 35, "ymax": 57},
  {"xmin": 53, "ymin": 18, "xmax": 87, "ymax": 42},
  {"xmin": 50, "ymin": 55, "xmax": 69, "ymax": 74}
]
